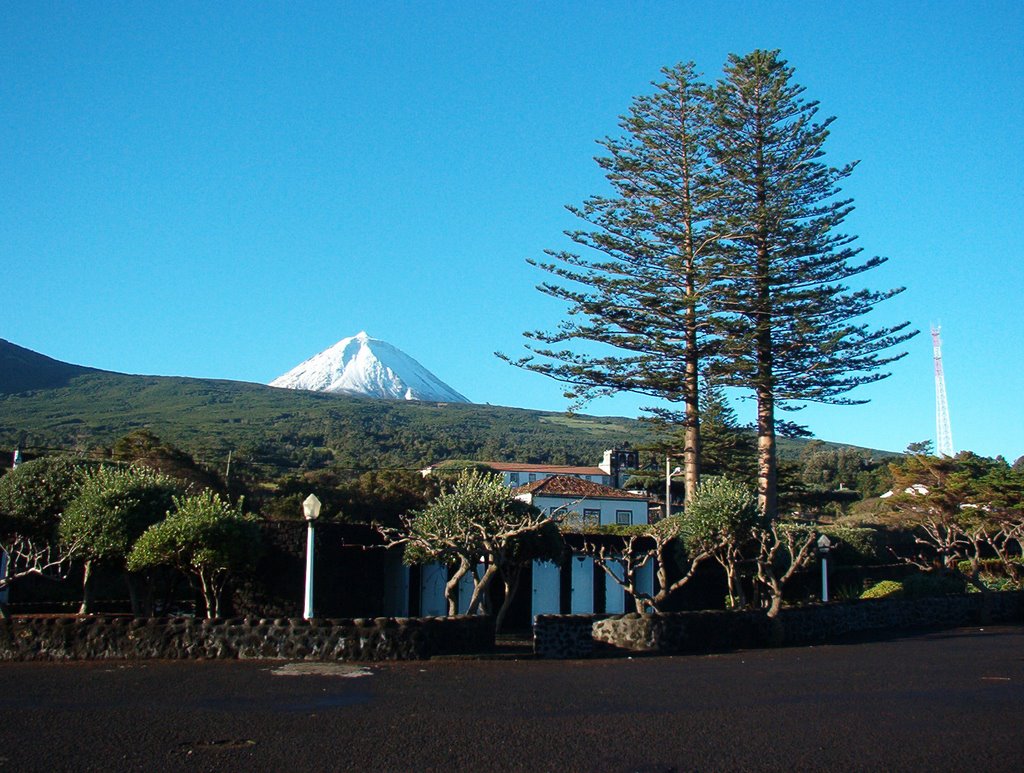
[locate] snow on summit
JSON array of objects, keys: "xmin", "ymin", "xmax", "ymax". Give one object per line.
[{"xmin": 269, "ymin": 332, "xmax": 469, "ymax": 403}]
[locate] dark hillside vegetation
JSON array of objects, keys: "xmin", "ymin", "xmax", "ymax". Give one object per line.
[
  {"xmin": 0, "ymin": 340, "xmax": 895, "ymax": 484},
  {"xmin": 0, "ymin": 341, "xmax": 645, "ymax": 474},
  {"xmin": 0, "ymin": 338, "xmax": 102, "ymax": 393}
]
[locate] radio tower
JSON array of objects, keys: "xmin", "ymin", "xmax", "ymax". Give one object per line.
[{"xmin": 931, "ymin": 325, "xmax": 954, "ymax": 457}]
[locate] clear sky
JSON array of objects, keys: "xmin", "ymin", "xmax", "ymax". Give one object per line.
[{"xmin": 2, "ymin": 1, "xmax": 1022, "ymax": 461}]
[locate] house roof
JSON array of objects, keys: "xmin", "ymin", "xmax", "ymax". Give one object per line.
[
  {"xmin": 513, "ymin": 475, "xmax": 649, "ymax": 501},
  {"xmin": 425, "ymin": 460, "xmax": 608, "ymax": 477}
]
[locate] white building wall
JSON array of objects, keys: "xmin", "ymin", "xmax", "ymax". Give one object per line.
[
  {"xmin": 524, "ymin": 494, "xmax": 648, "ymax": 526},
  {"xmin": 382, "ymin": 550, "xmax": 410, "ymax": 617},
  {"xmin": 532, "ymin": 560, "xmax": 561, "ymax": 619},
  {"xmin": 604, "ymin": 560, "xmax": 626, "ymax": 614},
  {"xmin": 636, "ymin": 561, "xmax": 655, "ymax": 611},
  {"xmin": 570, "ymin": 555, "xmax": 594, "ymax": 614},
  {"xmin": 420, "ymin": 563, "xmax": 448, "ymax": 617},
  {"xmin": 502, "ymin": 471, "xmax": 612, "ymax": 488}
]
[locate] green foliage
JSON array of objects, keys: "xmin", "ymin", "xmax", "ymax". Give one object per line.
[
  {"xmin": 400, "ymin": 471, "xmax": 544, "ymax": 566},
  {"xmin": 60, "ymin": 465, "xmax": 182, "ymax": 565},
  {"xmin": 881, "ymin": 452, "xmax": 1024, "ymax": 574},
  {"xmin": 431, "ymin": 460, "xmax": 498, "ymax": 477},
  {"xmin": 956, "ymin": 557, "xmax": 1024, "ymax": 591},
  {"xmin": 860, "ymin": 580, "xmax": 904, "ymax": 599},
  {"xmin": 390, "ymin": 470, "xmax": 559, "ymax": 620},
  {"xmin": 128, "ymin": 490, "xmax": 261, "ymax": 617},
  {"xmin": 0, "ymin": 363, "xmax": 653, "ymax": 477},
  {"xmin": 711, "ymin": 50, "xmax": 915, "ymax": 519},
  {"xmin": 816, "ymin": 525, "xmax": 885, "ymax": 565},
  {"xmin": 110, "ymin": 429, "xmax": 221, "ymax": 491},
  {"xmin": 0, "ymin": 455, "xmax": 89, "ymax": 540},
  {"xmin": 259, "ymin": 468, "xmax": 439, "ymax": 526},
  {"xmin": 682, "ymin": 476, "xmax": 758, "ymax": 552},
  {"xmin": 905, "ymin": 440, "xmax": 934, "ymax": 455}
]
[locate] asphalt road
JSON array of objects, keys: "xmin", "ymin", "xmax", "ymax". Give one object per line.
[{"xmin": 1, "ymin": 626, "xmax": 1022, "ymax": 772}]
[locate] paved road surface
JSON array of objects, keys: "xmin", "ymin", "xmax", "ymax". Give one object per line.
[{"xmin": 1, "ymin": 626, "xmax": 1022, "ymax": 772}]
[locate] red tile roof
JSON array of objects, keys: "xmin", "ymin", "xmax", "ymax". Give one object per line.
[
  {"xmin": 513, "ymin": 475, "xmax": 649, "ymax": 501},
  {"xmin": 483, "ymin": 461, "xmax": 608, "ymax": 476},
  {"xmin": 424, "ymin": 460, "xmax": 608, "ymax": 477}
]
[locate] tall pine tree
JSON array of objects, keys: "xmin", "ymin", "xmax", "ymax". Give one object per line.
[
  {"xmin": 711, "ymin": 50, "xmax": 916, "ymax": 517},
  {"xmin": 501, "ymin": 62, "xmax": 726, "ymax": 501}
]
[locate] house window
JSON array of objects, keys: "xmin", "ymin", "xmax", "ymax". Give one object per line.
[
  {"xmin": 582, "ymin": 508, "xmax": 600, "ymax": 526},
  {"xmin": 508, "ymin": 472, "xmax": 519, "ymax": 485},
  {"xmin": 529, "ymin": 473, "xmax": 537, "ymax": 482},
  {"xmin": 615, "ymin": 510, "xmax": 632, "ymax": 526}
]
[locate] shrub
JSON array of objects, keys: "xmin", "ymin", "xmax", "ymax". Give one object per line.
[{"xmin": 860, "ymin": 580, "xmax": 904, "ymax": 599}]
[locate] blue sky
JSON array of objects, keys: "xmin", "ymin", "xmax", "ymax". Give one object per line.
[{"xmin": 2, "ymin": 1, "xmax": 1022, "ymax": 461}]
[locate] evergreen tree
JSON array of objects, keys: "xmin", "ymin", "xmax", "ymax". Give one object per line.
[
  {"xmin": 501, "ymin": 62, "xmax": 726, "ymax": 503},
  {"xmin": 711, "ymin": 50, "xmax": 915, "ymax": 517}
]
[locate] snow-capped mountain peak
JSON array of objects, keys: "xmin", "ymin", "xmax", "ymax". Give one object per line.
[{"xmin": 269, "ymin": 333, "xmax": 469, "ymax": 403}]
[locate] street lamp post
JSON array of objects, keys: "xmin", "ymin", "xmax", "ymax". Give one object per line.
[
  {"xmin": 302, "ymin": 494, "xmax": 322, "ymax": 620},
  {"xmin": 664, "ymin": 457, "xmax": 682, "ymax": 518},
  {"xmin": 817, "ymin": 534, "xmax": 832, "ymax": 603}
]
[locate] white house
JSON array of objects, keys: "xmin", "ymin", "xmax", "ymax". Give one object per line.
[
  {"xmin": 421, "ymin": 448, "xmax": 639, "ymax": 489},
  {"xmin": 513, "ymin": 475, "xmax": 654, "ymax": 618},
  {"xmin": 400, "ymin": 449, "xmax": 648, "ymax": 622}
]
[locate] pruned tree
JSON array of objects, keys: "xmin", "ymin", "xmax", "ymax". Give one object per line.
[
  {"xmin": 573, "ymin": 515, "xmax": 712, "ymax": 613},
  {"xmin": 753, "ymin": 522, "xmax": 818, "ymax": 617},
  {"xmin": 880, "ymin": 452, "xmax": 1024, "ymax": 589},
  {"xmin": 378, "ymin": 471, "xmax": 562, "ymax": 628},
  {"xmin": 683, "ymin": 476, "xmax": 759, "ymax": 608},
  {"xmin": 0, "ymin": 456, "xmax": 89, "ymax": 615},
  {"xmin": 127, "ymin": 490, "xmax": 262, "ymax": 618},
  {"xmin": 501, "ymin": 61, "xmax": 728, "ymax": 503},
  {"xmin": 60, "ymin": 465, "xmax": 183, "ymax": 614},
  {"xmin": 710, "ymin": 49, "xmax": 916, "ymax": 518}
]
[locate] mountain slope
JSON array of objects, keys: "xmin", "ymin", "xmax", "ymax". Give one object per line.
[
  {"xmin": 0, "ymin": 340, "xmax": 642, "ymax": 473},
  {"xmin": 0, "ymin": 338, "xmax": 101, "ymax": 394},
  {"xmin": 0, "ymin": 340, "xmax": 896, "ymax": 476},
  {"xmin": 270, "ymin": 332, "xmax": 468, "ymax": 402}
]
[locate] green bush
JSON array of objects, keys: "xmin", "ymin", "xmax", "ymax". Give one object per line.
[
  {"xmin": 860, "ymin": 580, "xmax": 903, "ymax": 599},
  {"xmin": 817, "ymin": 525, "xmax": 885, "ymax": 565}
]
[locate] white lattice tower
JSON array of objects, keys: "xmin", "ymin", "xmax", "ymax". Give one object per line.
[{"xmin": 931, "ymin": 326, "xmax": 954, "ymax": 457}]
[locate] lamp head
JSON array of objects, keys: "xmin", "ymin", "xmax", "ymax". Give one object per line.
[{"xmin": 302, "ymin": 494, "xmax": 322, "ymax": 521}]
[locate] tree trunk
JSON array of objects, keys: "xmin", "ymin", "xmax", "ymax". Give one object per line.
[
  {"xmin": 683, "ymin": 300, "xmax": 701, "ymax": 505},
  {"xmin": 494, "ymin": 566, "xmax": 521, "ymax": 633},
  {"xmin": 467, "ymin": 563, "xmax": 499, "ymax": 615},
  {"xmin": 445, "ymin": 560, "xmax": 469, "ymax": 617},
  {"xmin": 126, "ymin": 572, "xmax": 154, "ymax": 618},
  {"xmin": 199, "ymin": 571, "xmax": 223, "ymax": 619},
  {"xmin": 756, "ymin": 378, "xmax": 777, "ymax": 519},
  {"xmin": 79, "ymin": 559, "xmax": 94, "ymax": 615}
]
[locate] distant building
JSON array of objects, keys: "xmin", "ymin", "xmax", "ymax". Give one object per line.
[
  {"xmin": 421, "ymin": 448, "xmax": 639, "ymax": 489},
  {"xmin": 512, "ymin": 475, "xmax": 651, "ymax": 527}
]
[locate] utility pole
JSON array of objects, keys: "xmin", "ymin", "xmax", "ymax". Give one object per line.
[{"xmin": 224, "ymin": 450, "xmax": 232, "ymax": 498}]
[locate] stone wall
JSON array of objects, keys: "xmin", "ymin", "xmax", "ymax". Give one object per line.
[
  {"xmin": 533, "ymin": 614, "xmax": 601, "ymax": 659},
  {"xmin": 535, "ymin": 591, "xmax": 1024, "ymax": 658},
  {"xmin": 0, "ymin": 614, "xmax": 494, "ymax": 662}
]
